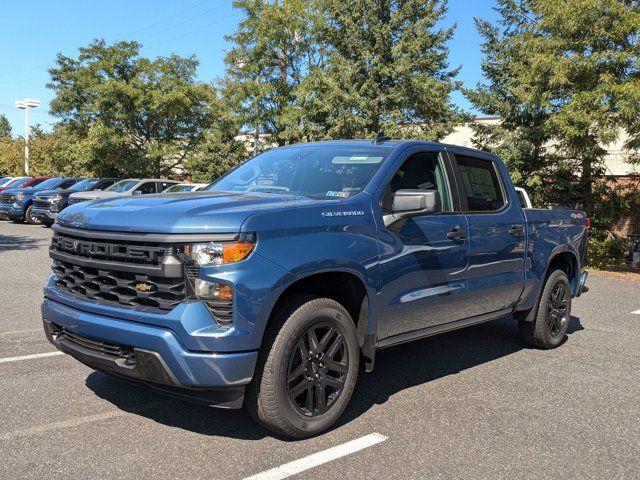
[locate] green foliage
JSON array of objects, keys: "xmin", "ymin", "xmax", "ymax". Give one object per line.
[
  {"xmin": 223, "ymin": 0, "xmax": 462, "ymax": 146},
  {"xmin": 587, "ymin": 230, "xmax": 629, "ymax": 269},
  {"xmin": 466, "ymin": 0, "xmax": 640, "ymax": 222},
  {"xmin": 299, "ymin": 0, "xmax": 462, "ymax": 140},
  {"xmin": 48, "ymin": 39, "xmax": 218, "ymax": 177},
  {"xmin": 0, "ymin": 114, "xmax": 11, "ymax": 137},
  {"xmin": 0, "ymin": 136, "xmax": 23, "ymax": 176}
]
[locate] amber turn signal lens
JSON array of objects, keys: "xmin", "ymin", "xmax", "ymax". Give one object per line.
[
  {"xmin": 222, "ymin": 242, "xmax": 254, "ymax": 263},
  {"xmin": 217, "ymin": 284, "xmax": 233, "ymax": 301}
]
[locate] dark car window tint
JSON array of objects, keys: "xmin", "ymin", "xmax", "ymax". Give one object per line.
[
  {"xmin": 136, "ymin": 182, "xmax": 157, "ymax": 194},
  {"xmin": 385, "ymin": 152, "xmax": 453, "ymax": 212},
  {"xmin": 59, "ymin": 179, "xmax": 79, "ymax": 189},
  {"xmin": 456, "ymin": 155, "xmax": 505, "ymax": 212}
]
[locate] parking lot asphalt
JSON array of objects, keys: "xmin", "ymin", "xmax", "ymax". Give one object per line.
[{"xmin": 1, "ymin": 220, "xmax": 639, "ymax": 480}]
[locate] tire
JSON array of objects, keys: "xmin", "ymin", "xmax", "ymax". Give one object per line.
[
  {"xmin": 519, "ymin": 269, "xmax": 572, "ymax": 349},
  {"xmin": 246, "ymin": 295, "xmax": 359, "ymax": 438},
  {"xmin": 25, "ymin": 205, "xmax": 40, "ymax": 225}
]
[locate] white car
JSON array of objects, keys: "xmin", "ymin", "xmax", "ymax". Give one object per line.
[
  {"xmin": 68, "ymin": 178, "xmax": 180, "ymax": 205},
  {"xmin": 161, "ymin": 183, "xmax": 208, "ymax": 193}
]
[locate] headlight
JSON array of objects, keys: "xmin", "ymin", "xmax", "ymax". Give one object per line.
[
  {"xmin": 15, "ymin": 194, "xmax": 24, "ymax": 201},
  {"xmin": 51, "ymin": 194, "xmax": 63, "ymax": 203},
  {"xmin": 183, "ymin": 241, "xmax": 254, "ymax": 265}
]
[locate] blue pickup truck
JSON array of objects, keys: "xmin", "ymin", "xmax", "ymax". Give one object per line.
[
  {"xmin": 0, "ymin": 177, "xmax": 81, "ymax": 224},
  {"xmin": 42, "ymin": 140, "xmax": 588, "ymax": 437}
]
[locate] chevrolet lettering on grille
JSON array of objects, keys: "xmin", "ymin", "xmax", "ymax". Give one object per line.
[{"xmin": 52, "ymin": 235, "xmax": 166, "ymax": 264}]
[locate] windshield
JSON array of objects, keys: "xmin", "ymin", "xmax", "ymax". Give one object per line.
[
  {"xmin": 163, "ymin": 184, "xmax": 193, "ymax": 193},
  {"xmin": 207, "ymin": 145, "xmax": 391, "ymax": 198},
  {"xmin": 5, "ymin": 178, "xmax": 28, "ymax": 188},
  {"xmin": 32, "ymin": 178, "xmax": 62, "ymax": 190},
  {"xmin": 70, "ymin": 179, "xmax": 99, "ymax": 191},
  {"xmin": 106, "ymin": 180, "xmax": 139, "ymax": 192}
]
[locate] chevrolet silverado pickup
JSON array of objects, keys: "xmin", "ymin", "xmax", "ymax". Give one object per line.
[
  {"xmin": 42, "ymin": 139, "xmax": 588, "ymax": 438},
  {"xmin": 0, "ymin": 177, "xmax": 80, "ymax": 224},
  {"xmin": 32, "ymin": 178, "xmax": 121, "ymax": 227}
]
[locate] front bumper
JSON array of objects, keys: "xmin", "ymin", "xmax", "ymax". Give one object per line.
[
  {"xmin": 0, "ymin": 204, "xmax": 24, "ymax": 220},
  {"xmin": 32, "ymin": 206, "xmax": 57, "ymax": 222},
  {"xmin": 42, "ymin": 297, "xmax": 258, "ymax": 408}
]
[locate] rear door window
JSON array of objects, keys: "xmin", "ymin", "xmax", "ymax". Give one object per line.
[
  {"xmin": 454, "ymin": 155, "xmax": 505, "ymax": 212},
  {"xmin": 136, "ymin": 182, "xmax": 157, "ymax": 195}
]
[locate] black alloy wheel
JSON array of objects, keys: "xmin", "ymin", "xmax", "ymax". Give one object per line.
[
  {"xmin": 547, "ymin": 282, "xmax": 568, "ymax": 337},
  {"xmin": 286, "ymin": 322, "xmax": 349, "ymax": 417},
  {"xmin": 519, "ymin": 269, "xmax": 572, "ymax": 349}
]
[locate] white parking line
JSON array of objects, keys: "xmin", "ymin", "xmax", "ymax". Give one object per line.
[
  {"xmin": 0, "ymin": 351, "xmax": 64, "ymax": 364},
  {"xmin": 632, "ymin": 310, "xmax": 640, "ymax": 315},
  {"xmin": 243, "ymin": 433, "xmax": 388, "ymax": 480}
]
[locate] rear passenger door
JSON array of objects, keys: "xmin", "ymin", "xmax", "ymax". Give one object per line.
[
  {"xmin": 135, "ymin": 181, "xmax": 157, "ymax": 195},
  {"xmin": 449, "ymin": 152, "xmax": 526, "ymax": 316}
]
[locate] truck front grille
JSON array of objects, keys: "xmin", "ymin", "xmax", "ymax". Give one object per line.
[
  {"xmin": 34, "ymin": 198, "xmax": 52, "ymax": 209},
  {"xmin": 53, "ymin": 260, "xmax": 185, "ymax": 311},
  {"xmin": 0, "ymin": 194, "xmax": 13, "ymax": 205}
]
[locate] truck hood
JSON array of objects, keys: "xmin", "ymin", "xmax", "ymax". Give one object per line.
[
  {"xmin": 69, "ymin": 191, "xmax": 125, "ymax": 201},
  {"xmin": 2, "ymin": 186, "xmax": 46, "ymax": 196},
  {"xmin": 34, "ymin": 188, "xmax": 70, "ymax": 198},
  {"xmin": 56, "ymin": 191, "xmax": 331, "ymax": 233}
]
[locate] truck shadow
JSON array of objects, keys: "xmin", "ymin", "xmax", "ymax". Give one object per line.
[
  {"xmin": 85, "ymin": 315, "xmax": 583, "ymax": 441},
  {"xmin": 0, "ymin": 233, "xmax": 43, "ymax": 254}
]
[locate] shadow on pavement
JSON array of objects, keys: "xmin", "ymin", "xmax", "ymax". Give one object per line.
[
  {"xmin": 86, "ymin": 315, "xmax": 583, "ymax": 440},
  {"xmin": 0, "ymin": 233, "xmax": 44, "ymax": 254}
]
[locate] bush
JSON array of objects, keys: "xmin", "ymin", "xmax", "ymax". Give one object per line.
[{"xmin": 588, "ymin": 231, "xmax": 629, "ymax": 269}]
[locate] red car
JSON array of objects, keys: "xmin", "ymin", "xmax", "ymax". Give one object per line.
[{"xmin": 0, "ymin": 176, "xmax": 49, "ymax": 192}]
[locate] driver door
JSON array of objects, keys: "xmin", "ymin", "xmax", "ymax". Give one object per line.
[{"xmin": 376, "ymin": 148, "xmax": 469, "ymax": 342}]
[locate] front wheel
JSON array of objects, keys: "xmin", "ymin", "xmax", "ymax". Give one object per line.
[
  {"xmin": 25, "ymin": 205, "xmax": 40, "ymax": 225},
  {"xmin": 519, "ymin": 269, "xmax": 572, "ymax": 349},
  {"xmin": 246, "ymin": 296, "xmax": 359, "ymax": 438}
]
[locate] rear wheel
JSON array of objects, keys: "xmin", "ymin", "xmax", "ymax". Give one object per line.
[
  {"xmin": 25, "ymin": 205, "xmax": 40, "ymax": 225},
  {"xmin": 246, "ymin": 296, "xmax": 359, "ymax": 438},
  {"xmin": 519, "ymin": 269, "xmax": 571, "ymax": 349}
]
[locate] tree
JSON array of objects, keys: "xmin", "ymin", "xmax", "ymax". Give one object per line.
[
  {"xmin": 299, "ymin": 0, "xmax": 461, "ymax": 140},
  {"xmin": 48, "ymin": 39, "xmax": 217, "ymax": 177},
  {"xmin": 466, "ymin": 0, "xmax": 640, "ymax": 226},
  {"xmin": 0, "ymin": 114, "xmax": 11, "ymax": 137},
  {"xmin": 223, "ymin": 0, "xmax": 321, "ymax": 150},
  {"xmin": 185, "ymin": 94, "xmax": 250, "ymax": 182},
  {"xmin": 0, "ymin": 137, "xmax": 22, "ymax": 175}
]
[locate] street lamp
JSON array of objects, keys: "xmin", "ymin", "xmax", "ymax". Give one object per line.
[{"xmin": 14, "ymin": 98, "xmax": 40, "ymax": 175}]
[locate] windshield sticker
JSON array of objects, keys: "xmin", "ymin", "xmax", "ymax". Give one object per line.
[
  {"xmin": 332, "ymin": 155, "xmax": 385, "ymax": 164},
  {"xmin": 326, "ymin": 191, "xmax": 351, "ymax": 198},
  {"xmin": 321, "ymin": 210, "xmax": 365, "ymax": 218}
]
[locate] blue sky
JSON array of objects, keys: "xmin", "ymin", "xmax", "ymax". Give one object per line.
[{"xmin": 0, "ymin": 0, "xmax": 498, "ymax": 136}]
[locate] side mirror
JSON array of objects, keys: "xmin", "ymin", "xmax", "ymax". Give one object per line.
[
  {"xmin": 384, "ymin": 189, "xmax": 441, "ymax": 226},
  {"xmin": 132, "ymin": 190, "xmax": 142, "ymax": 195}
]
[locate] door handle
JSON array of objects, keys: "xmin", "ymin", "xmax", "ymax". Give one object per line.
[
  {"xmin": 447, "ymin": 228, "xmax": 467, "ymax": 241},
  {"xmin": 508, "ymin": 225, "xmax": 524, "ymax": 237}
]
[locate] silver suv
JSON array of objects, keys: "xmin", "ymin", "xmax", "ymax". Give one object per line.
[{"xmin": 68, "ymin": 179, "xmax": 180, "ymax": 205}]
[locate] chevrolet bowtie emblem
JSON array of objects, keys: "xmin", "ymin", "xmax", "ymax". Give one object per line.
[{"xmin": 134, "ymin": 283, "xmax": 153, "ymax": 292}]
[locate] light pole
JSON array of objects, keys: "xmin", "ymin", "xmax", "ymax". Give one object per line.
[{"xmin": 14, "ymin": 98, "xmax": 40, "ymax": 175}]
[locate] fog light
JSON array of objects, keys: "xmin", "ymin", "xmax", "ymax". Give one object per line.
[{"xmin": 194, "ymin": 279, "xmax": 233, "ymax": 301}]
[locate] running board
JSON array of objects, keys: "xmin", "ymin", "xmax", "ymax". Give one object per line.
[{"xmin": 376, "ymin": 308, "xmax": 512, "ymax": 350}]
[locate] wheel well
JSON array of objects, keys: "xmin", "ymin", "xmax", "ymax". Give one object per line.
[
  {"xmin": 270, "ymin": 272, "xmax": 367, "ymax": 330},
  {"xmin": 547, "ymin": 251, "xmax": 577, "ymax": 285}
]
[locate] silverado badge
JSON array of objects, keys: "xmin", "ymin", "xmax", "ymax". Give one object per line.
[{"xmin": 134, "ymin": 283, "xmax": 153, "ymax": 292}]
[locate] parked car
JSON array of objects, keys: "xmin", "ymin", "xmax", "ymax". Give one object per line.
[
  {"xmin": 0, "ymin": 176, "xmax": 49, "ymax": 193},
  {"xmin": 43, "ymin": 139, "xmax": 588, "ymax": 438},
  {"xmin": 0, "ymin": 178, "xmax": 81, "ymax": 224},
  {"xmin": 68, "ymin": 178, "xmax": 180, "ymax": 205},
  {"xmin": 162, "ymin": 183, "xmax": 209, "ymax": 193},
  {"xmin": 32, "ymin": 178, "xmax": 121, "ymax": 227}
]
